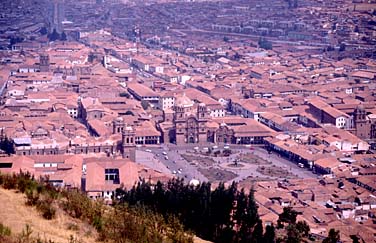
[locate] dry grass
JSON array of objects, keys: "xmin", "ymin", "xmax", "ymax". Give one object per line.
[
  {"xmin": 0, "ymin": 188, "xmax": 98, "ymax": 243},
  {"xmin": 0, "ymin": 188, "xmax": 211, "ymax": 243},
  {"xmin": 193, "ymin": 236, "xmax": 213, "ymax": 243}
]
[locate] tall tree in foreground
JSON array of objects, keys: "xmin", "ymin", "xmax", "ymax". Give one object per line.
[
  {"xmin": 277, "ymin": 207, "xmax": 298, "ymax": 228},
  {"xmin": 251, "ymin": 219, "xmax": 264, "ymax": 243},
  {"xmin": 322, "ymin": 228, "xmax": 340, "ymax": 243},
  {"xmin": 263, "ymin": 224, "xmax": 276, "ymax": 243}
]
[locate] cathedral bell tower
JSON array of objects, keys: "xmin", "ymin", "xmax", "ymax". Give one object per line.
[
  {"xmin": 354, "ymin": 105, "xmax": 368, "ymax": 139},
  {"xmin": 121, "ymin": 125, "xmax": 136, "ymax": 161},
  {"xmin": 39, "ymin": 54, "xmax": 50, "ymax": 72}
]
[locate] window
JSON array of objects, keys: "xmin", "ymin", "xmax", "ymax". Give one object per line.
[
  {"xmin": 105, "ymin": 168, "xmax": 120, "ymax": 184},
  {"xmin": 0, "ymin": 163, "xmax": 12, "ymax": 168}
]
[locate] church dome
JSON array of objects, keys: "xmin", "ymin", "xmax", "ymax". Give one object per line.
[
  {"xmin": 175, "ymin": 93, "xmax": 194, "ymax": 108},
  {"xmin": 356, "ymin": 104, "xmax": 365, "ymax": 112}
]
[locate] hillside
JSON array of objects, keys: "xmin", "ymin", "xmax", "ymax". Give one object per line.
[
  {"xmin": 0, "ymin": 187, "xmax": 211, "ymax": 243},
  {"xmin": 0, "ymin": 187, "xmax": 98, "ymax": 243}
]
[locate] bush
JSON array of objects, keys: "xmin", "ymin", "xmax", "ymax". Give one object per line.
[
  {"xmin": 17, "ymin": 171, "xmax": 37, "ymax": 193},
  {"xmin": 0, "ymin": 223, "xmax": 11, "ymax": 237},
  {"xmin": 25, "ymin": 189, "xmax": 40, "ymax": 206},
  {"xmin": 62, "ymin": 190, "xmax": 90, "ymax": 219},
  {"xmin": 67, "ymin": 223, "xmax": 79, "ymax": 231},
  {"xmin": 62, "ymin": 190, "xmax": 103, "ymax": 226},
  {"xmin": 37, "ymin": 198, "xmax": 56, "ymax": 220},
  {"xmin": 101, "ymin": 205, "xmax": 193, "ymax": 243},
  {"xmin": 3, "ymin": 174, "xmax": 17, "ymax": 190}
]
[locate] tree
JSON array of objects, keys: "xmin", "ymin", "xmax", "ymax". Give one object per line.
[
  {"xmin": 39, "ymin": 26, "xmax": 48, "ymax": 35},
  {"xmin": 251, "ymin": 219, "xmax": 264, "ymax": 243},
  {"xmin": 258, "ymin": 37, "xmax": 273, "ymax": 50},
  {"xmin": 235, "ymin": 189, "xmax": 248, "ymax": 241},
  {"xmin": 278, "ymin": 207, "xmax": 298, "ymax": 226},
  {"xmin": 327, "ymin": 46, "xmax": 335, "ymax": 51},
  {"xmin": 350, "ymin": 235, "xmax": 360, "ymax": 243},
  {"xmin": 339, "ymin": 43, "xmax": 346, "ymax": 52},
  {"xmin": 48, "ymin": 28, "xmax": 60, "ymax": 42},
  {"xmin": 141, "ymin": 100, "xmax": 149, "ymax": 110},
  {"xmin": 286, "ymin": 224, "xmax": 302, "ymax": 243},
  {"xmin": 234, "ymin": 52, "xmax": 241, "ymax": 60},
  {"xmin": 263, "ymin": 224, "xmax": 276, "ymax": 243},
  {"xmin": 9, "ymin": 36, "xmax": 24, "ymax": 47},
  {"xmin": 61, "ymin": 32, "xmax": 67, "ymax": 41},
  {"xmin": 223, "ymin": 36, "xmax": 229, "ymax": 42},
  {"xmin": 211, "ymin": 182, "xmax": 234, "ymax": 241},
  {"xmin": 88, "ymin": 53, "xmax": 95, "ymax": 63},
  {"xmin": 296, "ymin": 220, "xmax": 310, "ymax": 237},
  {"xmin": 350, "ymin": 235, "xmax": 365, "ymax": 243},
  {"xmin": 246, "ymin": 187, "xmax": 259, "ymax": 229},
  {"xmin": 0, "ymin": 136, "xmax": 15, "ymax": 155},
  {"xmin": 322, "ymin": 228, "xmax": 340, "ymax": 243}
]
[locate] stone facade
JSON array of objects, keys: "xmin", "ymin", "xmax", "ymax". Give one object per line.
[
  {"xmin": 354, "ymin": 105, "xmax": 376, "ymax": 141},
  {"xmin": 174, "ymin": 104, "xmax": 209, "ymax": 144}
]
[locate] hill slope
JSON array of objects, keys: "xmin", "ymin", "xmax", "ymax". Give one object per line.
[
  {"xmin": 0, "ymin": 188, "xmax": 98, "ymax": 243},
  {"xmin": 0, "ymin": 188, "xmax": 211, "ymax": 243}
]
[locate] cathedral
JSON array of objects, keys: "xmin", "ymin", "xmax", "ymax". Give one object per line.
[
  {"xmin": 173, "ymin": 94, "xmax": 209, "ymax": 144},
  {"xmin": 170, "ymin": 94, "xmax": 274, "ymax": 145},
  {"xmin": 353, "ymin": 105, "xmax": 376, "ymax": 141}
]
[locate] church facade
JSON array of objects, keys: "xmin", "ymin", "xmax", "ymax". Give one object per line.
[
  {"xmin": 353, "ymin": 105, "xmax": 376, "ymax": 141},
  {"xmin": 173, "ymin": 94, "xmax": 209, "ymax": 144},
  {"xmin": 171, "ymin": 95, "xmax": 274, "ymax": 145}
]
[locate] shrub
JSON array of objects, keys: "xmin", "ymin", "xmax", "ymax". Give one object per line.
[
  {"xmin": 67, "ymin": 223, "xmax": 79, "ymax": 231},
  {"xmin": 62, "ymin": 190, "xmax": 89, "ymax": 219},
  {"xmin": 62, "ymin": 190, "xmax": 103, "ymax": 225},
  {"xmin": 0, "ymin": 223, "xmax": 11, "ymax": 237},
  {"xmin": 68, "ymin": 235, "xmax": 82, "ymax": 243},
  {"xmin": 18, "ymin": 224, "xmax": 33, "ymax": 243},
  {"xmin": 17, "ymin": 171, "xmax": 37, "ymax": 193},
  {"xmin": 3, "ymin": 174, "xmax": 17, "ymax": 190},
  {"xmin": 25, "ymin": 189, "xmax": 39, "ymax": 206},
  {"xmin": 36, "ymin": 198, "xmax": 56, "ymax": 220}
]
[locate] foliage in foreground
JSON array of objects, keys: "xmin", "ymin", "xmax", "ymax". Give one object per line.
[
  {"xmin": 116, "ymin": 178, "xmax": 275, "ymax": 243},
  {"xmin": 0, "ymin": 171, "xmax": 193, "ymax": 243}
]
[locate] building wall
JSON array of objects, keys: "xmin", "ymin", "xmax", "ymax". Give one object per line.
[{"xmin": 159, "ymin": 97, "xmax": 175, "ymax": 110}]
